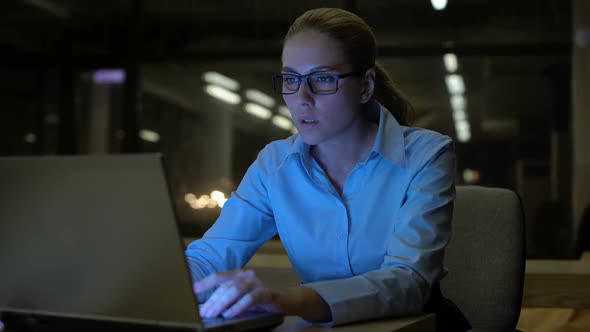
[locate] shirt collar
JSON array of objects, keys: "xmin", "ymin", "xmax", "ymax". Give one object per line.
[
  {"xmin": 371, "ymin": 102, "xmax": 406, "ymax": 168},
  {"xmin": 280, "ymin": 101, "xmax": 406, "ymax": 168},
  {"xmin": 279, "ymin": 133, "xmax": 309, "ymax": 169}
]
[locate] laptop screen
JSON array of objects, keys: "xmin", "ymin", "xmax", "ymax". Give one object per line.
[{"xmin": 0, "ymin": 154, "xmax": 202, "ymax": 329}]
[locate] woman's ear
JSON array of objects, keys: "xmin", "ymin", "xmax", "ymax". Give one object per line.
[{"xmin": 360, "ymin": 69, "xmax": 376, "ymax": 104}]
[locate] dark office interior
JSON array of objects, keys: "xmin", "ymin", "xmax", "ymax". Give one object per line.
[{"xmin": 1, "ymin": 0, "xmax": 588, "ymax": 260}]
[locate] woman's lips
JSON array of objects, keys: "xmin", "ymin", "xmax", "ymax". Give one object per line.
[{"xmin": 299, "ymin": 119, "xmax": 319, "ymax": 128}]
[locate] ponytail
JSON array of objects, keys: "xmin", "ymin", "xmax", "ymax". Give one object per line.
[{"xmin": 372, "ymin": 63, "xmax": 414, "ymax": 126}]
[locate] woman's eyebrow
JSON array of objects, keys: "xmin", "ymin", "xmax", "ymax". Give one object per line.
[{"xmin": 281, "ymin": 66, "xmax": 336, "ymax": 74}]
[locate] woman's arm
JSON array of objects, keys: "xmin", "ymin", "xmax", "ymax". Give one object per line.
[{"xmin": 185, "ymin": 147, "xmax": 279, "ymax": 299}]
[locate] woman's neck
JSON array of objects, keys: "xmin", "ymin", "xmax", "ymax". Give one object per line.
[{"xmin": 311, "ymin": 117, "xmax": 378, "ymax": 173}]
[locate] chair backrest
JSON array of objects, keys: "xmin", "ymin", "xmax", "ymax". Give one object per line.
[{"xmin": 441, "ymin": 185, "xmax": 526, "ymax": 330}]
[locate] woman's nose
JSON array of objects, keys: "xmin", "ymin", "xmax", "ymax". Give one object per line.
[{"xmin": 294, "ymin": 79, "xmax": 314, "ymax": 103}]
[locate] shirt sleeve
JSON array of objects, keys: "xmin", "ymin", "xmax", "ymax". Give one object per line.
[
  {"xmin": 185, "ymin": 151, "xmax": 278, "ymax": 302},
  {"xmin": 304, "ymin": 140, "xmax": 455, "ymax": 326}
]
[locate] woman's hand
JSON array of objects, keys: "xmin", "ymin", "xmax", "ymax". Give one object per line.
[
  {"xmin": 194, "ymin": 269, "xmax": 333, "ymax": 322},
  {"xmin": 194, "ymin": 269, "xmax": 280, "ymax": 319}
]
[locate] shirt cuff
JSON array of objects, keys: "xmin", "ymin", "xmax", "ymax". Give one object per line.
[
  {"xmin": 304, "ymin": 276, "xmax": 388, "ymax": 326},
  {"xmin": 186, "ymin": 257, "xmax": 215, "ymax": 303}
]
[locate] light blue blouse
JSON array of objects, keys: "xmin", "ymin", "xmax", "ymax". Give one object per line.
[{"xmin": 185, "ymin": 103, "xmax": 456, "ymax": 325}]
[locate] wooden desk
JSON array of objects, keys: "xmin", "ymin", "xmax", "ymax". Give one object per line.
[
  {"xmin": 523, "ymin": 259, "xmax": 590, "ymax": 308},
  {"xmin": 247, "ymin": 264, "xmax": 435, "ymax": 332},
  {"xmin": 275, "ymin": 314, "xmax": 435, "ymax": 332}
]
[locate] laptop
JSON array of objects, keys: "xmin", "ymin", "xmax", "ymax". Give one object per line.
[{"xmin": 0, "ymin": 154, "xmax": 283, "ymax": 331}]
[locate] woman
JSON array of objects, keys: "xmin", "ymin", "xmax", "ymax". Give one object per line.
[{"xmin": 186, "ymin": 7, "xmax": 462, "ymax": 328}]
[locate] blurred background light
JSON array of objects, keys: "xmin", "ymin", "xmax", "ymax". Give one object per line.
[
  {"xmin": 463, "ymin": 168, "xmax": 481, "ymax": 184},
  {"xmin": 184, "ymin": 193, "xmax": 196, "ymax": 204},
  {"xmin": 244, "ymin": 103, "xmax": 272, "ymax": 120},
  {"xmin": 93, "ymin": 69, "xmax": 125, "ymax": 84},
  {"xmin": 201, "ymin": 71, "xmax": 240, "ymax": 91},
  {"xmin": 245, "ymin": 89, "xmax": 275, "ymax": 108},
  {"xmin": 187, "ymin": 191, "xmax": 228, "ymax": 209},
  {"xmin": 443, "ymin": 53, "xmax": 458, "ymax": 72},
  {"xmin": 278, "ymin": 106, "xmax": 291, "ymax": 118},
  {"xmin": 24, "ymin": 132, "xmax": 37, "ymax": 144},
  {"xmin": 431, "ymin": 0, "xmax": 448, "ymax": 11},
  {"xmin": 450, "ymin": 94, "xmax": 466, "ymax": 111},
  {"xmin": 452, "ymin": 108, "xmax": 467, "ymax": 122},
  {"xmin": 204, "ymin": 85, "xmax": 241, "ymax": 105},
  {"xmin": 139, "ymin": 129, "xmax": 160, "ymax": 143},
  {"xmin": 271, "ymin": 115, "xmax": 293, "ymax": 131},
  {"xmin": 445, "ymin": 74, "xmax": 465, "ymax": 95}
]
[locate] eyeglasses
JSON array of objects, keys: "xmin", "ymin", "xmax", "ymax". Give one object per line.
[{"xmin": 272, "ymin": 71, "xmax": 362, "ymax": 95}]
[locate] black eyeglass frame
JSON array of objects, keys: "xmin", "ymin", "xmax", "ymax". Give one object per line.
[{"xmin": 271, "ymin": 71, "xmax": 363, "ymax": 95}]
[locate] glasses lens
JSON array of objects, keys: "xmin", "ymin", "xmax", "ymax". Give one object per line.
[
  {"xmin": 274, "ymin": 74, "xmax": 300, "ymax": 94},
  {"xmin": 309, "ymin": 73, "xmax": 338, "ymax": 94}
]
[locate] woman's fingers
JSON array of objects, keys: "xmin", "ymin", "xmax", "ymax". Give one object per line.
[
  {"xmin": 222, "ymin": 286, "xmax": 274, "ymax": 318},
  {"xmin": 193, "ymin": 270, "xmax": 242, "ymax": 293},
  {"xmin": 201, "ymin": 279, "xmax": 253, "ymax": 317},
  {"xmin": 198, "ymin": 270, "xmax": 261, "ymax": 318}
]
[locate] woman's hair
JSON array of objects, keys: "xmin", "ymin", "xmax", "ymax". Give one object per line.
[{"xmin": 284, "ymin": 8, "xmax": 413, "ymax": 126}]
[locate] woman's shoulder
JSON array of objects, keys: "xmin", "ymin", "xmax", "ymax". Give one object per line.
[
  {"xmin": 404, "ymin": 126, "xmax": 453, "ymax": 146},
  {"xmin": 402, "ymin": 126, "xmax": 454, "ymax": 165},
  {"xmin": 254, "ymin": 134, "xmax": 300, "ymax": 168}
]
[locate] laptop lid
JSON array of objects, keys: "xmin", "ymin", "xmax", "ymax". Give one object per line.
[{"xmin": 0, "ymin": 154, "xmax": 246, "ymax": 331}]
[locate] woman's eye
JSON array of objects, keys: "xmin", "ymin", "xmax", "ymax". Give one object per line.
[
  {"xmin": 284, "ymin": 76, "xmax": 299, "ymax": 84},
  {"xmin": 313, "ymin": 75, "xmax": 335, "ymax": 83}
]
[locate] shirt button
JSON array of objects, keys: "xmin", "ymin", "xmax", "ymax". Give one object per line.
[{"xmin": 337, "ymin": 234, "xmax": 345, "ymax": 240}]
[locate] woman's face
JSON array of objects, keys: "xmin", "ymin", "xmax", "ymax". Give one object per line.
[{"xmin": 281, "ymin": 31, "xmax": 368, "ymax": 146}]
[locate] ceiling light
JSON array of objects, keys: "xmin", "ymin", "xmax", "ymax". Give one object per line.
[
  {"xmin": 244, "ymin": 103, "xmax": 272, "ymax": 120},
  {"xmin": 139, "ymin": 129, "xmax": 160, "ymax": 143},
  {"xmin": 445, "ymin": 74, "xmax": 465, "ymax": 95},
  {"xmin": 443, "ymin": 53, "xmax": 458, "ymax": 72},
  {"xmin": 452, "ymin": 108, "xmax": 467, "ymax": 122},
  {"xmin": 272, "ymin": 115, "xmax": 293, "ymax": 131},
  {"xmin": 431, "ymin": 0, "xmax": 448, "ymax": 11},
  {"xmin": 450, "ymin": 95, "xmax": 466, "ymax": 111},
  {"xmin": 204, "ymin": 85, "xmax": 241, "ymax": 105},
  {"xmin": 457, "ymin": 130, "xmax": 471, "ymax": 142},
  {"xmin": 245, "ymin": 89, "xmax": 276, "ymax": 108},
  {"xmin": 455, "ymin": 119, "xmax": 470, "ymax": 132},
  {"xmin": 455, "ymin": 119, "xmax": 471, "ymax": 142},
  {"xmin": 455, "ymin": 119, "xmax": 471, "ymax": 143},
  {"xmin": 201, "ymin": 72, "xmax": 240, "ymax": 91}
]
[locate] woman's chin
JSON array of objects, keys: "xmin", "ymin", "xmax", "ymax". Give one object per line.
[{"xmin": 298, "ymin": 132, "xmax": 325, "ymax": 146}]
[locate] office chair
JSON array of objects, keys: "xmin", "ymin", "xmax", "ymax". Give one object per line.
[{"xmin": 441, "ymin": 186, "xmax": 526, "ymax": 331}]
